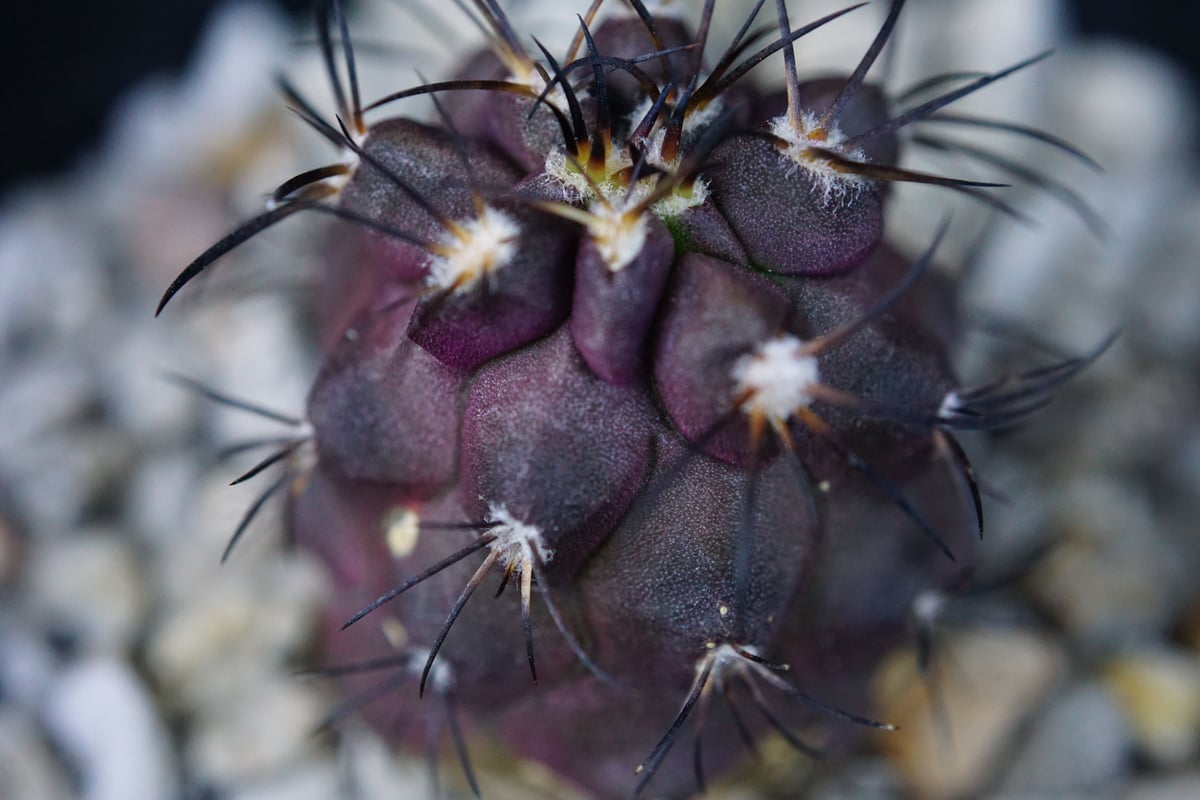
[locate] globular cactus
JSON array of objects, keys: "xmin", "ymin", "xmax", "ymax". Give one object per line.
[{"xmin": 158, "ymin": 1, "xmax": 1111, "ymax": 797}]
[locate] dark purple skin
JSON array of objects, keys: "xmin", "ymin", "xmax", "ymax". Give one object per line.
[
  {"xmin": 570, "ymin": 212, "xmax": 675, "ymax": 385},
  {"xmin": 510, "ymin": 435, "xmax": 818, "ymax": 798},
  {"xmin": 778, "ymin": 243, "xmax": 960, "ymax": 472},
  {"xmin": 439, "ymin": 48, "xmax": 503, "ymax": 140},
  {"xmin": 406, "ymin": 187, "xmax": 577, "ymax": 372},
  {"xmin": 314, "ymin": 228, "xmax": 413, "ymax": 353},
  {"xmin": 307, "ymin": 297, "xmax": 464, "ymax": 495},
  {"xmin": 460, "ymin": 328, "xmax": 660, "ymax": 583},
  {"xmin": 663, "ymin": 197, "xmax": 748, "ymax": 264},
  {"xmin": 580, "ymin": 434, "xmax": 819, "ymax": 680},
  {"xmin": 707, "ymin": 131, "xmax": 885, "ymax": 275},
  {"xmin": 291, "ymin": 427, "xmax": 823, "ymax": 800},
  {"xmin": 653, "ymin": 251, "xmax": 793, "ymax": 465},
  {"xmin": 485, "ymin": 86, "xmax": 590, "ymax": 175},
  {"xmin": 289, "ymin": 467, "xmax": 584, "ymax": 721}
]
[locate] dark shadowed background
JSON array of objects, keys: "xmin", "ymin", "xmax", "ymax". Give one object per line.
[{"xmin": 1, "ymin": 0, "xmax": 1198, "ymax": 192}]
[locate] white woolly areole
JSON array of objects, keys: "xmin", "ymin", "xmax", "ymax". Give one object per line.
[
  {"xmin": 543, "ymin": 139, "xmax": 707, "ymax": 220},
  {"xmin": 768, "ymin": 111, "xmax": 872, "ymax": 206},
  {"xmin": 731, "ymin": 335, "xmax": 820, "ymax": 422},
  {"xmin": 426, "ymin": 206, "xmax": 520, "ymax": 293},
  {"xmin": 485, "ymin": 503, "xmax": 554, "ymax": 570},
  {"xmin": 651, "ymin": 177, "xmax": 709, "ymax": 217},
  {"xmin": 702, "ymin": 643, "xmax": 766, "ymax": 691},
  {"xmin": 913, "ymin": 590, "xmax": 947, "ymax": 625},
  {"xmin": 630, "ymin": 95, "xmax": 723, "ymax": 171},
  {"xmin": 938, "ymin": 389, "xmax": 964, "ymax": 419},
  {"xmin": 588, "ymin": 203, "xmax": 648, "ymax": 272},
  {"xmin": 627, "ymin": 96, "xmax": 720, "ymax": 216},
  {"xmin": 407, "ymin": 648, "xmax": 455, "ymax": 692},
  {"xmin": 544, "ymin": 147, "xmax": 634, "ymax": 203}
]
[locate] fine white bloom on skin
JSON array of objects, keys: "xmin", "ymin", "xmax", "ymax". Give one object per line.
[
  {"xmin": 426, "ymin": 207, "xmax": 520, "ymax": 292},
  {"xmin": 731, "ymin": 335, "xmax": 821, "ymax": 423}
]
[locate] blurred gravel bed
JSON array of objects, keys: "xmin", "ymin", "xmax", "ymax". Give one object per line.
[{"xmin": 0, "ymin": 2, "xmax": 1197, "ymax": 799}]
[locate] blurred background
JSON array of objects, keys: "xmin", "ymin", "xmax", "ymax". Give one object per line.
[{"xmin": 1, "ymin": 2, "xmax": 1198, "ymax": 799}]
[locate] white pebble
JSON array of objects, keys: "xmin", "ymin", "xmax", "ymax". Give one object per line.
[
  {"xmin": 186, "ymin": 677, "xmax": 329, "ymax": 785},
  {"xmin": 42, "ymin": 658, "xmax": 179, "ymax": 800},
  {"xmin": 28, "ymin": 530, "xmax": 148, "ymax": 655},
  {"xmin": 999, "ymin": 681, "xmax": 1133, "ymax": 794}
]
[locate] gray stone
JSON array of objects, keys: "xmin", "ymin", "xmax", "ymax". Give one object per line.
[
  {"xmin": 1027, "ymin": 475, "xmax": 1186, "ymax": 651},
  {"xmin": 808, "ymin": 758, "xmax": 904, "ymax": 800},
  {"xmin": 0, "ymin": 712, "xmax": 72, "ymax": 800},
  {"xmin": 1126, "ymin": 773, "xmax": 1200, "ymax": 800},
  {"xmin": 0, "ymin": 621, "xmax": 58, "ymax": 710},
  {"xmin": 996, "ymin": 682, "xmax": 1132, "ymax": 797}
]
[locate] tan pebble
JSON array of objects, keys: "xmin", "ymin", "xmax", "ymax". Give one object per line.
[
  {"xmin": 384, "ymin": 507, "xmax": 420, "ymax": 559},
  {"xmin": 1104, "ymin": 649, "xmax": 1200, "ymax": 767},
  {"xmin": 187, "ymin": 677, "xmax": 330, "ymax": 784},
  {"xmin": 871, "ymin": 628, "xmax": 1066, "ymax": 800}
]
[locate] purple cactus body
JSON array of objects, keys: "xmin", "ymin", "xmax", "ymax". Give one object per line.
[
  {"xmin": 158, "ymin": 1, "xmax": 1106, "ymax": 797},
  {"xmin": 570, "ymin": 212, "xmax": 675, "ymax": 385},
  {"xmin": 460, "ymin": 327, "xmax": 660, "ymax": 581},
  {"xmin": 707, "ymin": 132, "xmax": 886, "ymax": 276},
  {"xmin": 653, "ymin": 251, "xmax": 793, "ymax": 465},
  {"xmin": 338, "ymin": 118, "xmax": 520, "ymax": 281},
  {"xmin": 405, "ymin": 191, "xmax": 577, "ymax": 371},
  {"xmin": 307, "ymin": 297, "xmax": 463, "ymax": 494}
]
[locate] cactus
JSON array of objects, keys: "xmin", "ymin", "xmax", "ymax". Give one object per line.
[{"xmin": 158, "ymin": 1, "xmax": 1110, "ymax": 797}]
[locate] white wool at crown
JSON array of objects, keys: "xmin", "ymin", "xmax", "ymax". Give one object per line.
[{"xmin": 307, "ymin": 0, "xmax": 1074, "ymax": 265}]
